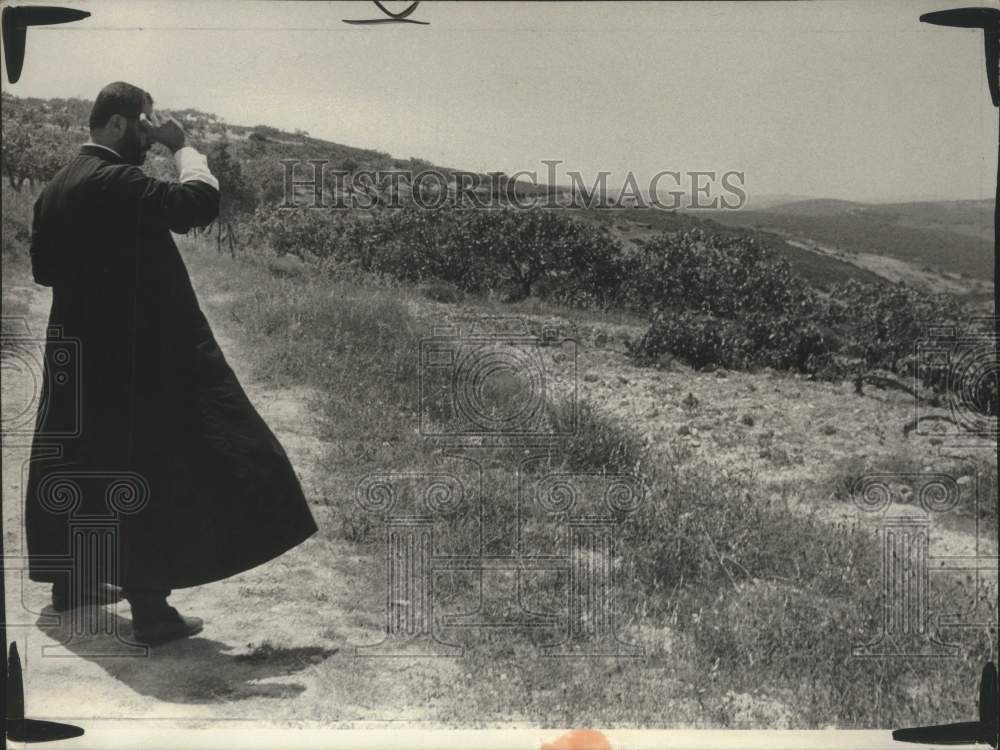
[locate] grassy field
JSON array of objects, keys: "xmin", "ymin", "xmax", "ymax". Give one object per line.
[
  {"xmin": 2, "ymin": 180, "xmax": 996, "ymax": 727},
  {"xmin": 185, "ymin": 221, "xmax": 995, "ymax": 725}
]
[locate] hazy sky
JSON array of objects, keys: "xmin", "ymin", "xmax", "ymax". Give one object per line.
[{"xmin": 2, "ymin": 0, "xmax": 996, "ymax": 203}]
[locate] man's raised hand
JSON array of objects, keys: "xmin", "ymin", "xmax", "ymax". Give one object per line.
[{"xmin": 140, "ymin": 111, "xmax": 186, "ymax": 154}]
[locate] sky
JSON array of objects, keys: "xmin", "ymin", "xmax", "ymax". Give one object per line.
[{"xmin": 1, "ymin": 0, "xmax": 997, "ymax": 203}]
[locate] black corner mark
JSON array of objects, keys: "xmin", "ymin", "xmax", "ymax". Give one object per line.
[
  {"xmin": 1, "ymin": 5, "xmax": 91, "ymax": 84},
  {"xmin": 893, "ymin": 662, "xmax": 999, "ymax": 748},
  {"xmin": 343, "ymin": 1, "xmax": 429, "ymax": 26},
  {"xmin": 4, "ymin": 643, "xmax": 84, "ymax": 743},
  {"xmin": 919, "ymin": 6, "xmax": 1000, "ymax": 356},
  {"xmin": 919, "ymin": 7, "xmax": 1000, "ymax": 107}
]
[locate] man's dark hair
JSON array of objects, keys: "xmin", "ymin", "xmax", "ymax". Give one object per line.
[{"xmin": 89, "ymin": 81, "xmax": 152, "ymax": 131}]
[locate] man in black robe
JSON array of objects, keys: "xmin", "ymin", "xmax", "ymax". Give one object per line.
[{"xmin": 26, "ymin": 81, "xmax": 318, "ymax": 645}]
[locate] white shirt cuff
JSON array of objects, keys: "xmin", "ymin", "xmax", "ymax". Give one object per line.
[{"xmin": 173, "ymin": 146, "xmax": 220, "ymax": 191}]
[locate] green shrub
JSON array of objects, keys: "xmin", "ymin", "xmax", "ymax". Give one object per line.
[
  {"xmin": 622, "ymin": 231, "xmax": 839, "ymax": 373},
  {"xmin": 250, "ymin": 205, "xmax": 626, "ymax": 307},
  {"xmin": 826, "ymin": 279, "xmax": 965, "ymax": 373},
  {"xmin": 628, "ymin": 310, "xmax": 748, "ymax": 371},
  {"xmin": 616, "ymin": 229, "xmax": 813, "ymax": 319},
  {"xmin": 623, "ymin": 230, "xmax": 976, "ymax": 391},
  {"xmin": 250, "ymin": 203, "xmax": 979, "ymax": 405},
  {"xmin": 628, "ymin": 309, "xmax": 833, "ymax": 374}
]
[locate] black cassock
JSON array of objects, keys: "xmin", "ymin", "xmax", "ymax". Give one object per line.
[{"xmin": 25, "ymin": 144, "xmax": 318, "ymax": 590}]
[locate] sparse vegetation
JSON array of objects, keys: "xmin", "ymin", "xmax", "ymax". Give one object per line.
[
  {"xmin": 2, "ymin": 91, "xmax": 994, "ymax": 729},
  {"xmin": 249, "ymin": 203, "xmax": 626, "ymax": 305}
]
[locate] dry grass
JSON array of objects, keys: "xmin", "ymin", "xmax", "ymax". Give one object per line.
[
  {"xmin": 174, "ymin": 230, "xmax": 996, "ymax": 727},
  {"xmin": 3, "ymin": 192, "xmax": 992, "ymax": 726}
]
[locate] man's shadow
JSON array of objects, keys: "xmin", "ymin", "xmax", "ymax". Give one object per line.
[{"xmin": 34, "ymin": 606, "xmax": 339, "ymax": 704}]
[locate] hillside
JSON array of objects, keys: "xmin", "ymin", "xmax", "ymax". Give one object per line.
[
  {"xmin": 0, "ymin": 92, "xmax": 560, "ymax": 202},
  {"xmin": 3, "ymin": 91, "xmax": 996, "ymax": 731},
  {"xmin": 1, "ymin": 92, "xmax": 440, "ymax": 174},
  {"xmin": 5, "ymin": 92, "xmax": 980, "ymax": 298},
  {"xmin": 4, "ymin": 182, "xmax": 994, "ymax": 727}
]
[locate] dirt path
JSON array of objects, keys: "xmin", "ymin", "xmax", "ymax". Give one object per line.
[{"xmin": 2, "ymin": 272, "xmax": 461, "ymax": 724}]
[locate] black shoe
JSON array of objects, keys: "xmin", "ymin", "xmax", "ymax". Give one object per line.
[
  {"xmin": 51, "ymin": 583, "xmax": 123, "ymax": 612},
  {"xmin": 132, "ymin": 607, "xmax": 204, "ymax": 646}
]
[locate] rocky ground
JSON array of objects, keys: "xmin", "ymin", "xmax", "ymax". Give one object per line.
[{"xmin": 403, "ymin": 293, "xmax": 997, "ymax": 561}]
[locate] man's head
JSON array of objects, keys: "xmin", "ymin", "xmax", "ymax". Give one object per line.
[{"xmin": 88, "ymin": 81, "xmax": 155, "ymax": 166}]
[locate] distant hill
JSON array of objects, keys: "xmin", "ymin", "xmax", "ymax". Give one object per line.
[
  {"xmin": 571, "ymin": 206, "xmax": 888, "ymax": 290},
  {"xmin": 743, "ymin": 194, "xmax": 826, "ymax": 210},
  {"xmin": 862, "ymin": 200, "xmax": 993, "ymax": 243},
  {"xmin": 765, "ymin": 198, "xmax": 993, "ymax": 242},
  {"xmin": 763, "ymin": 199, "xmax": 870, "ymax": 216},
  {"xmin": 698, "ymin": 198, "xmax": 994, "ymax": 283}
]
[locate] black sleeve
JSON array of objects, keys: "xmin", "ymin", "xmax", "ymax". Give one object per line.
[
  {"xmin": 29, "ymin": 192, "xmax": 59, "ymax": 287},
  {"xmin": 101, "ymin": 164, "xmax": 220, "ymax": 234}
]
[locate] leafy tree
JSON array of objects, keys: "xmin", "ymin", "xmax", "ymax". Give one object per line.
[
  {"xmin": 206, "ymin": 135, "xmax": 257, "ymax": 255},
  {"xmin": 245, "ymin": 131, "xmax": 268, "ymax": 158},
  {"xmin": 53, "ymin": 109, "xmax": 73, "ymax": 131},
  {"xmin": 1, "ymin": 105, "xmax": 72, "ymax": 191}
]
